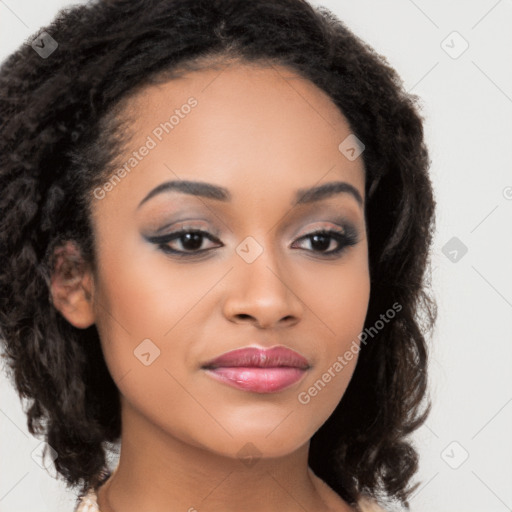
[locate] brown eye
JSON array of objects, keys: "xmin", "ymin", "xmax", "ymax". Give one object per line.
[
  {"xmin": 146, "ymin": 228, "xmax": 222, "ymax": 257},
  {"xmin": 291, "ymin": 228, "xmax": 359, "ymax": 257}
]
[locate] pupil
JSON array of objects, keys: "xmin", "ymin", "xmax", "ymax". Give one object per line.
[
  {"xmin": 182, "ymin": 233, "xmax": 203, "ymax": 250},
  {"xmin": 311, "ymin": 234, "xmax": 330, "ymax": 252}
]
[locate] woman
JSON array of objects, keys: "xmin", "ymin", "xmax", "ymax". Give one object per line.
[{"xmin": 0, "ymin": 0, "xmax": 437, "ymax": 511}]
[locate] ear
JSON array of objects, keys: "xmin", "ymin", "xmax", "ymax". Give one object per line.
[{"xmin": 50, "ymin": 240, "xmax": 96, "ymax": 329}]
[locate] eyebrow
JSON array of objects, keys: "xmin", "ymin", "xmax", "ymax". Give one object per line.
[{"xmin": 137, "ymin": 179, "xmax": 363, "ymax": 209}]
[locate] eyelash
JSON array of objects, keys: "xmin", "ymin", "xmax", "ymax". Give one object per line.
[{"xmin": 147, "ymin": 226, "xmax": 359, "ymax": 259}]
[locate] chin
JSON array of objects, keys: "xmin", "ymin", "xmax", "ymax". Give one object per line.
[{"xmin": 206, "ymin": 427, "xmax": 313, "ymax": 461}]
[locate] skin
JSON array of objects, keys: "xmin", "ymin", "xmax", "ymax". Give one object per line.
[{"xmin": 51, "ymin": 61, "xmax": 370, "ymax": 512}]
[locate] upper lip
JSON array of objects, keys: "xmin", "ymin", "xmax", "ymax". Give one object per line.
[{"xmin": 201, "ymin": 346, "xmax": 310, "ymax": 369}]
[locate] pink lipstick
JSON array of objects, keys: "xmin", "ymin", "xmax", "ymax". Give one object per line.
[{"xmin": 201, "ymin": 346, "xmax": 310, "ymax": 393}]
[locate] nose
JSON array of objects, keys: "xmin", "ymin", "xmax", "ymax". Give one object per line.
[{"xmin": 222, "ymin": 242, "xmax": 304, "ymax": 329}]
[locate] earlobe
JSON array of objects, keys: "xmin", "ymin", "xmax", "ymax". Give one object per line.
[{"xmin": 50, "ymin": 241, "xmax": 96, "ymax": 329}]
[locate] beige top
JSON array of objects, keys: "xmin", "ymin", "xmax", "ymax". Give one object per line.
[{"xmin": 74, "ymin": 486, "xmax": 387, "ymax": 512}]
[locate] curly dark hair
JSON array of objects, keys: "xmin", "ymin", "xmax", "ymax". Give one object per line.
[{"xmin": 0, "ymin": 0, "xmax": 437, "ymax": 509}]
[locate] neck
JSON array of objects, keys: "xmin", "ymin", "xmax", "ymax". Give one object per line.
[{"xmin": 95, "ymin": 398, "xmax": 349, "ymax": 512}]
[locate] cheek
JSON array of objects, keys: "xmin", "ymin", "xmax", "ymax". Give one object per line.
[
  {"xmin": 91, "ymin": 232, "xmax": 230, "ymax": 388},
  {"xmin": 91, "ymin": 222, "xmax": 201, "ymax": 336},
  {"xmin": 90, "ymin": 233, "xmax": 177, "ymax": 379},
  {"xmin": 90, "ymin": 246, "xmax": 224, "ymax": 449},
  {"xmin": 295, "ymin": 245, "xmax": 370, "ymax": 415},
  {"xmin": 307, "ymin": 242, "xmax": 371, "ymax": 351}
]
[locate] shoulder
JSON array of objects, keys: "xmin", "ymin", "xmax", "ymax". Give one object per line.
[
  {"xmin": 74, "ymin": 488, "xmax": 101, "ymax": 512},
  {"xmin": 75, "ymin": 468, "xmax": 111, "ymax": 512},
  {"xmin": 357, "ymin": 496, "xmax": 389, "ymax": 512}
]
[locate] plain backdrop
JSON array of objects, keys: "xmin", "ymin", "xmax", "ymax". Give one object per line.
[{"xmin": 1, "ymin": 1, "xmax": 511, "ymax": 511}]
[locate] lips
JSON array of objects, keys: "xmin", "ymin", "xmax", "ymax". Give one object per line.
[
  {"xmin": 201, "ymin": 346, "xmax": 310, "ymax": 370},
  {"xmin": 201, "ymin": 346, "xmax": 310, "ymax": 393}
]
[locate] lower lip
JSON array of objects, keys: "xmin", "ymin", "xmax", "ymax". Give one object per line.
[{"xmin": 203, "ymin": 367, "xmax": 307, "ymax": 393}]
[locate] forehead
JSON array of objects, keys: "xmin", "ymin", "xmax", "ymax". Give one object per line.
[
  {"xmin": 93, "ymin": 62, "xmax": 365, "ymax": 214},
  {"xmin": 125, "ymin": 62, "xmax": 354, "ymax": 146}
]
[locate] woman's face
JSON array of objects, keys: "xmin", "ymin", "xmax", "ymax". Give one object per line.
[{"xmin": 86, "ymin": 62, "xmax": 370, "ymax": 459}]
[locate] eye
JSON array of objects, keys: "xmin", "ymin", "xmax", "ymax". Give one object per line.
[
  {"xmin": 291, "ymin": 228, "xmax": 358, "ymax": 257},
  {"xmin": 149, "ymin": 228, "xmax": 222, "ymax": 257}
]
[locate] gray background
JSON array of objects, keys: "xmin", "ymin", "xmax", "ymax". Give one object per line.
[{"xmin": 1, "ymin": 1, "xmax": 511, "ymax": 511}]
